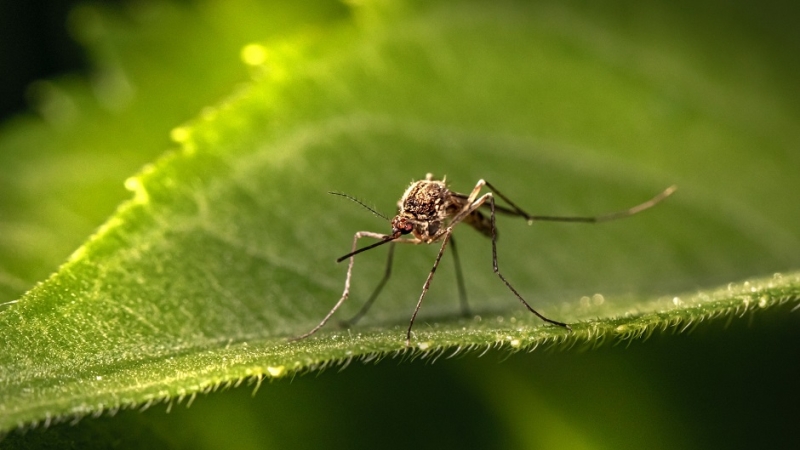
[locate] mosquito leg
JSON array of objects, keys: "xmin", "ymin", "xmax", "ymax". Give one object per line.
[
  {"xmin": 449, "ymin": 236, "xmax": 470, "ymax": 317},
  {"xmin": 406, "ymin": 231, "xmax": 453, "ymax": 346},
  {"xmin": 485, "ymin": 194, "xmax": 572, "ymax": 330},
  {"xmin": 442, "ymin": 191, "xmax": 571, "ymax": 330},
  {"xmin": 482, "ymin": 181, "xmax": 533, "ymax": 220},
  {"xmin": 342, "ymin": 242, "xmax": 396, "ymax": 327},
  {"xmin": 464, "ymin": 179, "xmax": 487, "ymax": 203},
  {"xmin": 483, "ymin": 181, "xmax": 677, "ymax": 224},
  {"xmin": 289, "ymin": 231, "xmax": 388, "ymax": 342}
]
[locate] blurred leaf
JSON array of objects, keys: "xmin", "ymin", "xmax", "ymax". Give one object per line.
[
  {"xmin": 1, "ymin": 0, "xmax": 799, "ymax": 443},
  {"xmin": 0, "ymin": 0, "xmax": 348, "ymax": 301}
]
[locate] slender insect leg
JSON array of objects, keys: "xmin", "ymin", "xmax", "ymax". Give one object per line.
[
  {"xmin": 483, "ymin": 181, "xmax": 677, "ymax": 224},
  {"xmin": 289, "ymin": 231, "xmax": 389, "ymax": 342},
  {"xmin": 484, "ymin": 193, "xmax": 571, "ymax": 330},
  {"xmin": 341, "ymin": 237, "xmax": 423, "ymax": 327},
  {"xmin": 406, "ymin": 231, "xmax": 453, "ymax": 346},
  {"xmin": 482, "ymin": 181, "xmax": 534, "ymax": 221},
  {"xmin": 447, "ymin": 192, "xmax": 571, "ymax": 330},
  {"xmin": 464, "ymin": 179, "xmax": 487, "ymax": 203},
  {"xmin": 342, "ymin": 242, "xmax": 396, "ymax": 327},
  {"xmin": 449, "ymin": 236, "xmax": 470, "ymax": 317}
]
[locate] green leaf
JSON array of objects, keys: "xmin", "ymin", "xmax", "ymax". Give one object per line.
[{"xmin": 1, "ymin": 0, "xmax": 799, "ymax": 443}]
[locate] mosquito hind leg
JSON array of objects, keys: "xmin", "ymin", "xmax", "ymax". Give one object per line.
[
  {"xmin": 481, "ymin": 193, "xmax": 572, "ymax": 330},
  {"xmin": 482, "ymin": 181, "xmax": 677, "ymax": 224}
]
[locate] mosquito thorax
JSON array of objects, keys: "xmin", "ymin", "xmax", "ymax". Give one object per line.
[{"xmin": 399, "ymin": 179, "xmax": 449, "ymax": 215}]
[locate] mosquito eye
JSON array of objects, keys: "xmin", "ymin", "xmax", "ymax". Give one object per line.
[{"xmin": 392, "ymin": 217, "xmax": 414, "ymax": 235}]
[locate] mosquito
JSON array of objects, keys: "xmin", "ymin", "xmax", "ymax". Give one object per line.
[{"xmin": 291, "ymin": 173, "xmax": 676, "ymax": 346}]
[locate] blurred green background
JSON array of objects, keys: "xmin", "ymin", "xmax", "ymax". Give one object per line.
[{"xmin": 1, "ymin": 0, "xmax": 798, "ymax": 449}]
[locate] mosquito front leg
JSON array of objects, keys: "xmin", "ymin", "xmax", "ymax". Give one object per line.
[
  {"xmin": 342, "ymin": 242, "xmax": 396, "ymax": 327},
  {"xmin": 290, "ymin": 231, "xmax": 390, "ymax": 342},
  {"xmin": 342, "ymin": 235, "xmax": 426, "ymax": 327}
]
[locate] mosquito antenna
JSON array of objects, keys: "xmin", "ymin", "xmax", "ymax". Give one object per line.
[
  {"xmin": 336, "ymin": 236, "xmax": 398, "ymax": 263},
  {"xmin": 329, "ymin": 191, "xmax": 391, "ymax": 222}
]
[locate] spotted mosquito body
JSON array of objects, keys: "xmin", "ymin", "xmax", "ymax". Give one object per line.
[{"xmin": 291, "ymin": 173, "xmax": 676, "ymax": 346}]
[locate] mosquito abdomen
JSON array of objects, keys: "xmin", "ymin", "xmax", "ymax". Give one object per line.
[{"xmin": 463, "ymin": 210, "xmax": 494, "ymax": 238}]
